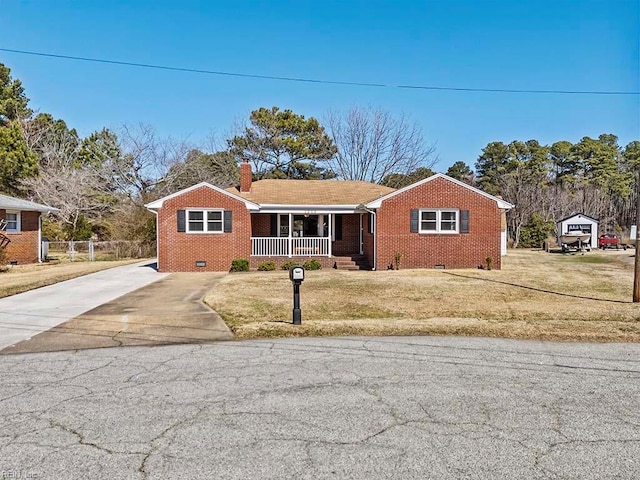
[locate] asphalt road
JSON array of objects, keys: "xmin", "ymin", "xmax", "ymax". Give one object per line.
[{"xmin": 1, "ymin": 336, "xmax": 639, "ymax": 479}]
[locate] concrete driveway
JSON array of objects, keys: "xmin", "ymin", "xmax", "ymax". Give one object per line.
[
  {"xmin": 0, "ymin": 262, "xmax": 232, "ymax": 354},
  {"xmin": 0, "ymin": 336, "xmax": 638, "ymax": 479},
  {"xmin": 0, "ymin": 261, "xmax": 168, "ymax": 351}
]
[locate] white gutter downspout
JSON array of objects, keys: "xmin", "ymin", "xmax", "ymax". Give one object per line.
[{"xmin": 150, "ymin": 210, "xmax": 159, "ymax": 270}]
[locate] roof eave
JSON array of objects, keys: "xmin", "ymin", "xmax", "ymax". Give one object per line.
[
  {"xmin": 0, "ymin": 203, "xmax": 60, "ymax": 213},
  {"xmin": 365, "ymin": 173, "xmax": 515, "ymax": 210},
  {"xmin": 144, "ymin": 182, "xmax": 260, "ymax": 211}
]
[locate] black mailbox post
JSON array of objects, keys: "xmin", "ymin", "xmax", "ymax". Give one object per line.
[{"xmin": 289, "ymin": 266, "xmax": 305, "ymax": 325}]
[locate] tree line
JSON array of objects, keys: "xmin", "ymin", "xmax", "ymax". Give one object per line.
[
  {"xmin": 1, "ymin": 62, "xmax": 637, "ymax": 250},
  {"xmin": 474, "ymin": 137, "xmax": 639, "ymax": 247}
]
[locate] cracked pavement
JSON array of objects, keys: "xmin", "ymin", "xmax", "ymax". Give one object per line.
[{"xmin": 0, "ymin": 336, "xmax": 639, "ymax": 479}]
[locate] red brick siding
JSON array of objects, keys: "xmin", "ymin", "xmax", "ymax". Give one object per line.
[
  {"xmin": 251, "ymin": 214, "xmax": 272, "ymax": 237},
  {"xmin": 1, "ymin": 210, "xmax": 41, "ymax": 264},
  {"xmin": 375, "ymin": 177, "xmax": 502, "ymax": 270},
  {"xmin": 157, "ymin": 187, "xmax": 251, "ymax": 272},
  {"xmin": 332, "ymin": 214, "xmax": 361, "ymax": 255}
]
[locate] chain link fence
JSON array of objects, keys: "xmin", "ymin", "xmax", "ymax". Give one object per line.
[{"xmin": 44, "ymin": 240, "xmax": 155, "ymax": 262}]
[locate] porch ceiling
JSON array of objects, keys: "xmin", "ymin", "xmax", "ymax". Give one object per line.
[{"xmin": 255, "ymin": 206, "xmax": 362, "ymax": 214}]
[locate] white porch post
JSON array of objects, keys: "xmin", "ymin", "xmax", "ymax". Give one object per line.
[
  {"xmin": 328, "ymin": 214, "xmax": 333, "ymax": 257},
  {"xmin": 288, "ymin": 213, "xmax": 293, "ymax": 257}
]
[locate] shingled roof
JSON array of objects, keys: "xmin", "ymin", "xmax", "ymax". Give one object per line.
[
  {"xmin": 227, "ymin": 179, "xmax": 395, "ymax": 206},
  {"xmin": 0, "ymin": 194, "xmax": 59, "ymax": 213}
]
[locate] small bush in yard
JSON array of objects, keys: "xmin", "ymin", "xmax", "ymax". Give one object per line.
[
  {"xmin": 0, "ymin": 247, "xmax": 8, "ymax": 272},
  {"xmin": 485, "ymin": 256, "xmax": 493, "ymax": 271},
  {"xmin": 230, "ymin": 258, "xmax": 249, "ymax": 272},
  {"xmin": 257, "ymin": 260, "xmax": 276, "ymax": 271},
  {"xmin": 394, "ymin": 252, "xmax": 403, "ymax": 270},
  {"xmin": 280, "ymin": 260, "xmax": 299, "ymax": 270},
  {"xmin": 303, "ymin": 259, "xmax": 321, "ymax": 270}
]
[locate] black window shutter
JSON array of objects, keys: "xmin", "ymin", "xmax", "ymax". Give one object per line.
[
  {"xmin": 224, "ymin": 210, "xmax": 232, "ymax": 233},
  {"xmin": 410, "ymin": 209, "xmax": 419, "ymax": 233},
  {"xmin": 177, "ymin": 210, "xmax": 186, "ymax": 232},
  {"xmin": 367, "ymin": 213, "xmax": 372, "ymax": 234},
  {"xmin": 461, "ymin": 210, "xmax": 469, "ymax": 233},
  {"xmin": 335, "ymin": 215, "xmax": 343, "ymax": 241},
  {"xmin": 270, "ymin": 214, "xmax": 277, "ymax": 236}
]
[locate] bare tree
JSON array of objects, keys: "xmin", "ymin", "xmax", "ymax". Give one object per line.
[
  {"xmin": 326, "ymin": 106, "xmax": 437, "ymax": 184},
  {"xmin": 112, "ymin": 124, "xmax": 190, "ymax": 203},
  {"xmin": 21, "ymin": 139, "xmax": 115, "ymax": 238},
  {"xmin": 164, "ymin": 149, "xmax": 239, "ymax": 191}
]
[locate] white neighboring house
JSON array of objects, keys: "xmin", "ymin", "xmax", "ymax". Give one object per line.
[{"xmin": 556, "ymin": 214, "xmax": 599, "ymax": 250}]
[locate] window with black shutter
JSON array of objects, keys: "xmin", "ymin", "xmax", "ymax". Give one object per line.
[
  {"xmin": 177, "ymin": 210, "xmax": 186, "ymax": 232},
  {"xmin": 460, "ymin": 210, "xmax": 469, "ymax": 233},
  {"xmin": 181, "ymin": 209, "xmax": 227, "ymax": 233}
]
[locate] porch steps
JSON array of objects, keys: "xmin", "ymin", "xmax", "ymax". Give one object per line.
[{"xmin": 332, "ymin": 255, "xmax": 371, "ymax": 271}]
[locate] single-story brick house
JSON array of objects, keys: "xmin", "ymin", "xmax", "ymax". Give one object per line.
[
  {"xmin": 146, "ymin": 162, "xmax": 514, "ymax": 272},
  {"xmin": 0, "ymin": 194, "xmax": 59, "ymax": 264}
]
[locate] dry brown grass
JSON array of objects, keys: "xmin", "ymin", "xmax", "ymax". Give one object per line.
[
  {"xmin": 205, "ymin": 249, "xmax": 640, "ymax": 342},
  {"xmin": 0, "ymin": 259, "xmax": 144, "ymax": 299}
]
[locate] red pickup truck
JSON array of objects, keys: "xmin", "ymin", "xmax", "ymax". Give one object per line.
[{"xmin": 598, "ymin": 234, "xmax": 625, "ymax": 250}]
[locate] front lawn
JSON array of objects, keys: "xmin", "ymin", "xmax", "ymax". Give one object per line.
[{"xmin": 205, "ymin": 249, "xmax": 640, "ymax": 342}]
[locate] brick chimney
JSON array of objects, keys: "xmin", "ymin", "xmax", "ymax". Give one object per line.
[{"xmin": 240, "ymin": 161, "xmax": 252, "ymax": 192}]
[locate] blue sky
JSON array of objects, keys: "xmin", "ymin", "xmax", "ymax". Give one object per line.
[{"xmin": 1, "ymin": 0, "xmax": 638, "ymax": 172}]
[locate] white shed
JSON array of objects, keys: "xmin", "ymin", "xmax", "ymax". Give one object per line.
[{"xmin": 556, "ymin": 214, "xmax": 599, "ymax": 249}]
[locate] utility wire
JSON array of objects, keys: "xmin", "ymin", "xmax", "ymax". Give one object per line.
[{"xmin": 1, "ymin": 47, "xmax": 638, "ymax": 96}]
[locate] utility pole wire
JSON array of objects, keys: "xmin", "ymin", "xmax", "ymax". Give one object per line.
[{"xmin": 1, "ymin": 47, "xmax": 639, "ymax": 96}]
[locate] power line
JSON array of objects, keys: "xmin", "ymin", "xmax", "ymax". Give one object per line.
[{"xmin": 1, "ymin": 47, "xmax": 638, "ymax": 96}]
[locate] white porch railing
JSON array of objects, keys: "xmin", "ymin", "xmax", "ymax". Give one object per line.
[
  {"xmin": 251, "ymin": 237, "xmax": 289, "ymax": 256},
  {"xmin": 251, "ymin": 237, "xmax": 330, "ymax": 257}
]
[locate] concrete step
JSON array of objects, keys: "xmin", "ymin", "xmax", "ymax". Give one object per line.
[{"xmin": 333, "ymin": 256, "xmax": 371, "ymax": 271}]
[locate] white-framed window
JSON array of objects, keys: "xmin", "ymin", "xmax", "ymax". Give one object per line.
[
  {"xmin": 419, "ymin": 209, "xmax": 458, "ymax": 234},
  {"xmin": 186, "ymin": 209, "xmax": 223, "ymax": 233},
  {"xmin": 5, "ymin": 211, "xmax": 20, "ymax": 233}
]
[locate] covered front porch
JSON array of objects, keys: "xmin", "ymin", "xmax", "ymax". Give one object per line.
[{"xmin": 250, "ymin": 212, "xmax": 367, "ymax": 258}]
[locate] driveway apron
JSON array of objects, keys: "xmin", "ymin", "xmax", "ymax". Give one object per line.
[{"xmin": 1, "ymin": 268, "xmax": 232, "ymax": 354}]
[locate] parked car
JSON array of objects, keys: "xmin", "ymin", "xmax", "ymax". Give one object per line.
[{"xmin": 598, "ymin": 234, "xmax": 626, "ymax": 250}]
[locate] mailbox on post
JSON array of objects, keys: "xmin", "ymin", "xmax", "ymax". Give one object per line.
[
  {"xmin": 289, "ymin": 266, "xmax": 305, "ymax": 325},
  {"xmin": 289, "ymin": 266, "xmax": 305, "ymax": 283}
]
